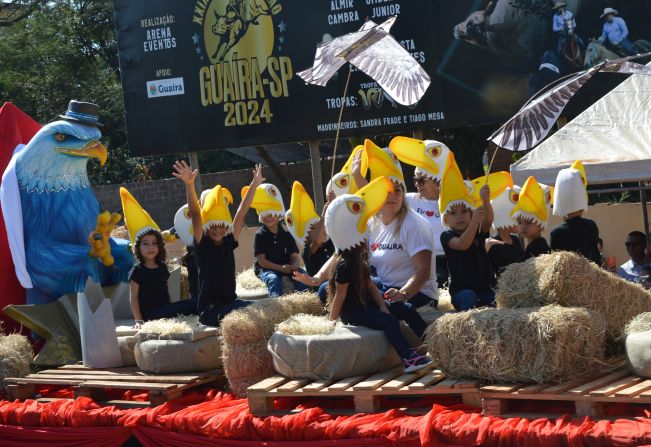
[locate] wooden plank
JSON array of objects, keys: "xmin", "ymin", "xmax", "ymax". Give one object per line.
[
  {"xmin": 247, "ymin": 376, "xmax": 289, "ymax": 393},
  {"xmin": 482, "ymin": 398, "xmax": 507, "ymax": 416},
  {"xmin": 589, "ymin": 376, "xmax": 643, "ymax": 397},
  {"xmin": 480, "ymin": 384, "xmax": 522, "ymax": 394},
  {"xmin": 5, "ymin": 377, "xmax": 84, "ymax": 386},
  {"xmin": 352, "ymin": 368, "xmax": 403, "ymax": 391},
  {"xmin": 453, "ymin": 379, "xmax": 479, "ymax": 389},
  {"xmin": 276, "ymin": 379, "xmax": 311, "ymax": 393},
  {"xmin": 565, "ymin": 370, "xmax": 631, "ymax": 396},
  {"xmin": 353, "ymin": 394, "xmax": 380, "ymax": 413},
  {"xmin": 300, "ymin": 379, "xmax": 334, "ymax": 393},
  {"xmin": 325, "ymin": 375, "xmax": 366, "ymax": 392},
  {"xmin": 539, "ymin": 377, "xmax": 600, "ymax": 394},
  {"xmin": 516, "ymin": 383, "xmax": 551, "ymax": 394},
  {"xmin": 79, "ymin": 381, "xmax": 177, "ymax": 391},
  {"xmin": 407, "ymin": 372, "xmax": 445, "ymax": 390},
  {"xmin": 635, "ymin": 387, "xmax": 651, "ymax": 399},
  {"xmin": 381, "ymin": 366, "xmax": 435, "ymax": 391},
  {"xmin": 429, "ymin": 378, "xmax": 459, "ymax": 391},
  {"xmin": 614, "ymin": 380, "xmax": 651, "ymax": 398},
  {"xmin": 36, "ymin": 369, "xmax": 131, "ymax": 376},
  {"xmin": 248, "ymin": 395, "xmax": 275, "ymax": 416},
  {"xmin": 58, "ymin": 365, "xmax": 142, "ymax": 373},
  {"xmin": 575, "ymin": 400, "xmax": 604, "ymax": 418},
  {"xmin": 24, "ymin": 374, "xmax": 202, "ymax": 384}
]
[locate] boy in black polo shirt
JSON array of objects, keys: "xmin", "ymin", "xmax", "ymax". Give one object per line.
[
  {"xmin": 248, "ymin": 183, "xmax": 309, "ymax": 297},
  {"xmin": 550, "ymin": 161, "xmax": 601, "ymax": 264}
]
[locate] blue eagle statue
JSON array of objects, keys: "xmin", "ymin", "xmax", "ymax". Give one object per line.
[{"xmin": 2, "ymin": 100, "xmax": 133, "ymax": 305}]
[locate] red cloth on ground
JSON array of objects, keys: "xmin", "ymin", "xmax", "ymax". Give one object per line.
[
  {"xmin": 0, "ymin": 424, "xmax": 131, "ymax": 447},
  {"xmin": 2, "ymin": 394, "xmax": 651, "ymax": 446}
]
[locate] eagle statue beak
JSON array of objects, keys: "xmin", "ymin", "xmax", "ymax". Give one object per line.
[
  {"xmin": 57, "ymin": 140, "xmax": 108, "ymax": 166},
  {"xmin": 389, "ymin": 136, "xmax": 440, "ymax": 177}
]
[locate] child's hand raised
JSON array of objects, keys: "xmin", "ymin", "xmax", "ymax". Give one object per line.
[
  {"xmin": 172, "ymin": 160, "xmax": 198, "ymax": 184},
  {"xmin": 472, "ymin": 206, "xmax": 486, "ymax": 225},
  {"xmin": 251, "ymin": 163, "xmax": 265, "ymax": 188},
  {"xmin": 485, "ymin": 237, "xmax": 505, "ymax": 252}
]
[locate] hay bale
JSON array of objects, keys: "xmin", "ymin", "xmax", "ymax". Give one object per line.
[
  {"xmin": 625, "ymin": 312, "xmax": 651, "ymax": 335},
  {"xmin": 237, "ymin": 268, "xmax": 266, "ymax": 290},
  {"xmin": 0, "ymin": 333, "xmax": 32, "ymax": 384},
  {"xmin": 220, "ymin": 292, "xmax": 325, "ymax": 345},
  {"xmin": 496, "ymin": 251, "xmax": 651, "ymax": 340},
  {"xmin": 220, "ymin": 292, "xmax": 325, "ymax": 396},
  {"xmin": 276, "ymin": 314, "xmax": 336, "ymax": 336},
  {"xmin": 135, "ymin": 336, "xmax": 222, "ymax": 373},
  {"xmin": 118, "ymin": 335, "xmax": 137, "ymax": 366},
  {"xmin": 425, "ymin": 305, "xmax": 605, "ymax": 383},
  {"xmin": 139, "ymin": 316, "xmax": 201, "ymax": 334}
]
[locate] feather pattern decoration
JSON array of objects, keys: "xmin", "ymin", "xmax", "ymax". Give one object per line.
[
  {"xmin": 488, "ymin": 52, "xmax": 651, "ymax": 152},
  {"xmin": 298, "ymin": 16, "xmax": 430, "ymax": 106}
]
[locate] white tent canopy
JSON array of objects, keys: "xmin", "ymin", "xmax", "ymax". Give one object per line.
[{"xmin": 511, "ymin": 63, "xmax": 651, "ymax": 186}]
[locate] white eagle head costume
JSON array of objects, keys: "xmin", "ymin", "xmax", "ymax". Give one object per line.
[
  {"xmin": 241, "ymin": 183, "xmax": 285, "ymax": 221},
  {"xmin": 326, "ymin": 144, "xmax": 368, "ymax": 197},
  {"xmin": 364, "ymin": 139, "xmax": 406, "ymax": 191},
  {"xmin": 511, "ymin": 176, "xmax": 554, "ymax": 229},
  {"xmin": 491, "ymin": 185, "xmax": 522, "ymax": 231},
  {"xmin": 388, "ymin": 136, "xmax": 450, "ymax": 181},
  {"xmin": 325, "ymin": 176, "xmax": 393, "ymax": 252},
  {"xmin": 553, "ymin": 160, "xmax": 588, "ymax": 218},
  {"xmin": 286, "ymin": 181, "xmax": 320, "ymax": 248}
]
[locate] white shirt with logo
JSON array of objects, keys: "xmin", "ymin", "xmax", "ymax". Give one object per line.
[
  {"xmin": 368, "ymin": 210, "xmax": 437, "ymax": 299},
  {"xmin": 405, "ymin": 193, "xmax": 445, "ymax": 256}
]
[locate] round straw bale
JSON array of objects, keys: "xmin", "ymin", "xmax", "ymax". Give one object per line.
[
  {"xmin": 496, "ymin": 251, "xmax": 651, "ymax": 340},
  {"xmin": 236, "ymin": 268, "xmax": 266, "ymax": 290},
  {"xmin": 222, "ymin": 341, "xmax": 275, "ymax": 397},
  {"xmin": 425, "ymin": 305, "xmax": 605, "ymax": 383},
  {"xmin": 0, "ymin": 333, "xmax": 32, "ymax": 384},
  {"xmin": 276, "ymin": 314, "xmax": 336, "ymax": 336},
  {"xmin": 625, "ymin": 312, "xmax": 651, "ymax": 335}
]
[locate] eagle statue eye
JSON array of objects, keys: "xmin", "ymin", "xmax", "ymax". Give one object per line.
[
  {"xmin": 347, "ymin": 201, "xmax": 363, "ymax": 214},
  {"xmin": 335, "ymin": 176, "xmax": 349, "ymax": 188},
  {"xmin": 55, "ymin": 133, "xmax": 66, "ymax": 142},
  {"xmin": 510, "ymin": 191, "xmax": 519, "ymax": 204},
  {"xmin": 429, "ymin": 146, "xmax": 442, "ymax": 157}
]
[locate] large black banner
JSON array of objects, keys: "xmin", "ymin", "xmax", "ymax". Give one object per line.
[{"xmin": 114, "ymin": 0, "xmax": 651, "ymax": 155}]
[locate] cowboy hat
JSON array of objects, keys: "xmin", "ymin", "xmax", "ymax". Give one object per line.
[
  {"xmin": 552, "ymin": 2, "xmax": 567, "ymax": 10},
  {"xmin": 600, "ymin": 7, "xmax": 618, "ymax": 18}
]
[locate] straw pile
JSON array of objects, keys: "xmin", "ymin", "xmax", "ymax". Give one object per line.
[
  {"xmin": 236, "ymin": 268, "xmax": 266, "ymax": 290},
  {"xmin": 625, "ymin": 312, "xmax": 651, "ymax": 335},
  {"xmin": 496, "ymin": 251, "xmax": 651, "ymax": 341},
  {"xmin": 220, "ymin": 292, "xmax": 325, "ymax": 396},
  {"xmin": 140, "ymin": 315, "xmax": 201, "ymax": 335},
  {"xmin": 0, "ymin": 332, "xmax": 32, "ymax": 385},
  {"xmin": 425, "ymin": 305, "xmax": 605, "ymax": 383},
  {"xmin": 276, "ymin": 314, "xmax": 337, "ymax": 336}
]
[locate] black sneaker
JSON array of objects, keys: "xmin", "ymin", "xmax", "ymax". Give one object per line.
[{"xmin": 402, "ymin": 351, "xmax": 432, "ymax": 373}]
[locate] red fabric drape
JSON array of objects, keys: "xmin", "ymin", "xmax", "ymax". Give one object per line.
[
  {"xmin": 2, "ymin": 394, "xmax": 651, "ymax": 446},
  {"xmin": 0, "ymin": 424, "xmax": 131, "ymax": 447},
  {"xmin": 0, "ymin": 102, "xmax": 41, "ymax": 334}
]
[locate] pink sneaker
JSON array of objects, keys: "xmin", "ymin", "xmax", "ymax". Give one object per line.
[{"xmin": 402, "ymin": 351, "xmax": 432, "ymax": 373}]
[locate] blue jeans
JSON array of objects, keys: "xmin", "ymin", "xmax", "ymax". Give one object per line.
[
  {"xmin": 258, "ymin": 269, "xmax": 309, "ymax": 298},
  {"xmin": 142, "ymin": 296, "xmax": 198, "ymax": 321},
  {"xmin": 615, "ymin": 38, "xmax": 636, "ymax": 56},
  {"xmin": 341, "ymin": 301, "xmax": 426, "ymax": 358},
  {"xmin": 199, "ymin": 299, "xmax": 252, "ymax": 326},
  {"xmin": 371, "ymin": 277, "xmax": 435, "ymax": 309},
  {"xmin": 317, "ymin": 281, "xmax": 329, "ymax": 305},
  {"xmin": 451, "ymin": 289, "xmax": 496, "ymax": 311}
]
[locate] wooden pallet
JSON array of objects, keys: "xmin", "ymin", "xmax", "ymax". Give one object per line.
[
  {"xmin": 247, "ymin": 365, "xmax": 481, "ymax": 416},
  {"xmin": 4, "ymin": 364, "xmax": 224, "ymax": 407},
  {"xmin": 481, "ymin": 368, "xmax": 651, "ymax": 418}
]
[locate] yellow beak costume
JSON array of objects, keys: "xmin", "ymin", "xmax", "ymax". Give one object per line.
[
  {"xmin": 327, "ymin": 145, "xmax": 369, "ymax": 196},
  {"xmin": 120, "ymin": 187, "xmax": 160, "ymax": 242},
  {"xmin": 241, "ymin": 183, "xmax": 285, "ymax": 220},
  {"xmin": 286, "ymin": 181, "xmax": 320, "ymax": 247},
  {"xmin": 512, "ymin": 176, "xmax": 554, "ymax": 229},
  {"xmin": 388, "ymin": 136, "xmax": 450, "ymax": 181},
  {"xmin": 364, "ymin": 139, "xmax": 406, "ymax": 190}
]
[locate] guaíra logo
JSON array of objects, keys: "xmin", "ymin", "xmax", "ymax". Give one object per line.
[{"xmin": 192, "ymin": 0, "xmax": 293, "ymax": 127}]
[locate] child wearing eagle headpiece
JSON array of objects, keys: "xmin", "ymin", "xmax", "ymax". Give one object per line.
[
  {"xmin": 173, "ymin": 161, "xmax": 261, "ymax": 326},
  {"xmin": 323, "ymin": 176, "xmax": 432, "ymax": 373},
  {"xmin": 550, "ymin": 161, "xmax": 601, "ymax": 264},
  {"xmin": 512, "ymin": 176, "xmax": 552, "ymax": 259}
]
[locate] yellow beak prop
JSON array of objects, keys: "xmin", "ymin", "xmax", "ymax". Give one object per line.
[
  {"xmin": 120, "ymin": 187, "xmax": 160, "ymax": 242},
  {"xmin": 364, "ymin": 139, "xmax": 405, "ymax": 186},
  {"xmin": 353, "ymin": 176, "xmax": 394, "ymax": 234},
  {"xmin": 201, "ymin": 185, "xmax": 234, "ymax": 232},
  {"xmin": 56, "ymin": 140, "xmax": 107, "ymax": 166},
  {"xmin": 242, "ymin": 183, "xmax": 285, "ymax": 217},
  {"xmin": 511, "ymin": 176, "xmax": 548, "ymax": 228},
  {"xmin": 439, "ymin": 152, "xmax": 475, "ymax": 215},
  {"xmin": 340, "ymin": 145, "xmax": 368, "ymax": 193},
  {"xmin": 388, "ymin": 136, "xmax": 443, "ymax": 179},
  {"xmin": 286, "ymin": 181, "xmax": 320, "ymax": 246},
  {"xmin": 469, "ymin": 172, "xmax": 515, "ymax": 204}
]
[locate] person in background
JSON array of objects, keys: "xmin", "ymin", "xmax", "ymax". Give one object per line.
[
  {"xmin": 550, "ymin": 161, "xmax": 601, "ymax": 264},
  {"xmin": 302, "ymin": 192, "xmax": 336, "ymax": 277},
  {"xmin": 617, "ymin": 231, "xmax": 650, "ymax": 283},
  {"xmin": 598, "ymin": 7, "xmax": 636, "ymax": 56},
  {"xmin": 552, "ymin": 2, "xmax": 584, "ymax": 54},
  {"xmin": 486, "ymin": 185, "xmax": 524, "ymax": 276}
]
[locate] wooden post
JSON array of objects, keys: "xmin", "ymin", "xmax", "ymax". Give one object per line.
[
  {"xmin": 188, "ymin": 151, "xmax": 202, "ymax": 192},
  {"xmin": 309, "ymin": 140, "xmax": 325, "ymax": 211},
  {"xmin": 641, "ymin": 182, "xmax": 650, "ymax": 244},
  {"xmin": 255, "ymin": 146, "xmax": 292, "ymax": 195}
]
